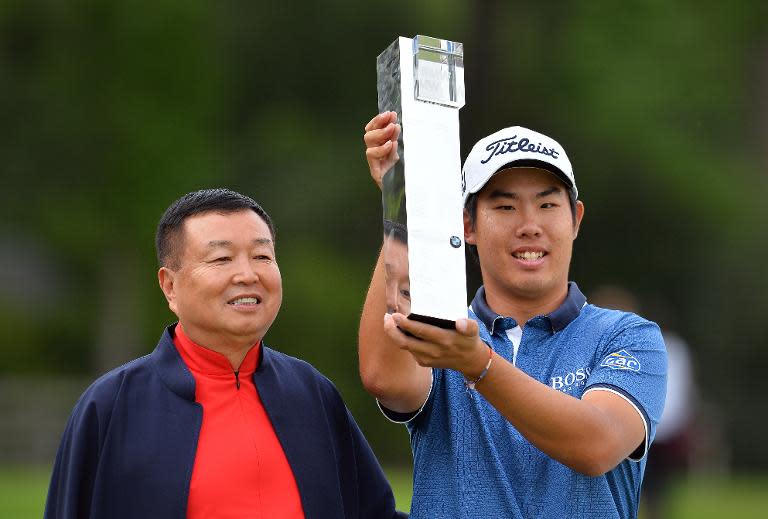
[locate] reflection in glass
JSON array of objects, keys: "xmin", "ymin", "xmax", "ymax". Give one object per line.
[
  {"xmin": 413, "ymin": 35, "xmax": 465, "ymax": 108},
  {"xmin": 383, "ymin": 219, "xmax": 410, "ymax": 316},
  {"xmin": 377, "ymin": 39, "xmax": 408, "ymax": 229}
]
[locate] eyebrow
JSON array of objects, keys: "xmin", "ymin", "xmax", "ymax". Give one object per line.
[
  {"xmin": 206, "ymin": 238, "xmax": 273, "ymax": 248},
  {"xmin": 487, "ymin": 185, "xmax": 563, "ymax": 200},
  {"xmin": 536, "ymin": 186, "xmax": 563, "ymax": 198},
  {"xmin": 488, "ymin": 190, "xmax": 519, "ymax": 201}
]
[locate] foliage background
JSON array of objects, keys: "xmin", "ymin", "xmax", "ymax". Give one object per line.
[{"xmin": 1, "ymin": 0, "xmax": 766, "ymax": 479}]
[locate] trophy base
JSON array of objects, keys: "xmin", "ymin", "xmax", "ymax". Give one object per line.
[{"xmin": 407, "ymin": 313, "xmax": 456, "ymax": 330}]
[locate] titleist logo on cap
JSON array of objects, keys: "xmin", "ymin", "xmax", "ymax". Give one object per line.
[
  {"xmin": 462, "ymin": 125, "xmax": 577, "ymax": 201},
  {"xmin": 481, "ymin": 136, "xmax": 561, "ymax": 164}
]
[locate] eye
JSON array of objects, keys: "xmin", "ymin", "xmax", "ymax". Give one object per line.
[
  {"xmin": 254, "ymin": 254, "xmax": 273, "ymax": 262},
  {"xmin": 400, "ymin": 289, "xmax": 411, "ymax": 300},
  {"xmin": 496, "ymin": 205, "xmax": 515, "ymax": 211},
  {"xmin": 212, "ymin": 256, "xmax": 231, "ymax": 263}
]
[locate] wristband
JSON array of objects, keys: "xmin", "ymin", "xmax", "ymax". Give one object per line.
[{"xmin": 464, "ymin": 346, "xmax": 493, "ymax": 391}]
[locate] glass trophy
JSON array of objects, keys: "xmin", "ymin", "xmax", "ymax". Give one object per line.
[{"xmin": 376, "ymin": 35, "xmax": 466, "ymax": 328}]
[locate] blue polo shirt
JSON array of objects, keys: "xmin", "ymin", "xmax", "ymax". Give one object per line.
[{"xmin": 382, "ymin": 283, "xmax": 667, "ymax": 518}]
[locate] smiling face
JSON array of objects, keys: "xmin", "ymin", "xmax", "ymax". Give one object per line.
[
  {"xmin": 465, "ymin": 167, "xmax": 584, "ymax": 311},
  {"xmin": 158, "ymin": 209, "xmax": 282, "ymax": 350}
]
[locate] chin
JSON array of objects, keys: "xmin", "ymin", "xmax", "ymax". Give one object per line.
[
  {"xmin": 512, "ymin": 277, "xmax": 556, "ymax": 298},
  {"xmin": 237, "ymin": 324, "xmax": 267, "ymax": 338},
  {"xmin": 219, "ymin": 321, "xmax": 262, "ymax": 339}
]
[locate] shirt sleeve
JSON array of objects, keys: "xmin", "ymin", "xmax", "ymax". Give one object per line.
[
  {"xmin": 377, "ymin": 368, "xmax": 437, "ymax": 425},
  {"xmin": 584, "ymin": 318, "xmax": 667, "ymax": 461}
]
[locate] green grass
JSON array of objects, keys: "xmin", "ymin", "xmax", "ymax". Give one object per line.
[
  {"xmin": 0, "ymin": 466, "xmax": 49, "ymax": 518},
  {"xmin": 383, "ymin": 465, "xmax": 414, "ymax": 512},
  {"xmin": 5, "ymin": 465, "xmax": 767, "ymax": 518},
  {"xmin": 658, "ymin": 475, "xmax": 768, "ymax": 519}
]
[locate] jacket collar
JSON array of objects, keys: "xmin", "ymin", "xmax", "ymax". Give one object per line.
[
  {"xmin": 470, "ymin": 281, "xmax": 586, "ymax": 335},
  {"xmin": 151, "ymin": 324, "xmax": 197, "ymax": 401},
  {"xmin": 151, "ymin": 323, "xmax": 274, "ymax": 401},
  {"xmin": 173, "ymin": 324, "xmax": 260, "ymax": 377}
]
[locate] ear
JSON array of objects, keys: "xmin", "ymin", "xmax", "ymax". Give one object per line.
[
  {"xmin": 463, "ymin": 208, "xmax": 477, "ymax": 245},
  {"xmin": 573, "ymin": 200, "xmax": 585, "ymax": 239},
  {"xmin": 158, "ymin": 267, "xmax": 179, "ymax": 315}
]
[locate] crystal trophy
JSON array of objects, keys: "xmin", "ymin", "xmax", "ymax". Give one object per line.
[{"xmin": 376, "ymin": 35, "xmax": 467, "ymax": 327}]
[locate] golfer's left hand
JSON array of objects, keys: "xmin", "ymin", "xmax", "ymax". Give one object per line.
[{"xmin": 383, "ymin": 313, "xmax": 490, "ymax": 379}]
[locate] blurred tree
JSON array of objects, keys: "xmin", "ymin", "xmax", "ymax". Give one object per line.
[
  {"xmin": 0, "ymin": 0, "xmax": 225, "ymax": 373},
  {"xmin": 0, "ymin": 0, "xmax": 765, "ymax": 468}
]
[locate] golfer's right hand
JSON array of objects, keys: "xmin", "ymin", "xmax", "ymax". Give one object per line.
[{"xmin": 364, "ymin": 112, "xmax": 401, "ymax": 190}]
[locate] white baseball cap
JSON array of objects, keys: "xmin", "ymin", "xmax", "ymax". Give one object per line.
[{"xmin": 462, "ymin": 126, "xmax": 577, "ymax": 202}]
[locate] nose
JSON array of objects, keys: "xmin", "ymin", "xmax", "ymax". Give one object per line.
[
  {"xmin": 385, "ymin": 283, "xmax": 398, "ymax": 314},
  {"xmin": 232, "ymin": 257, "xmax": 259, "ymax": 285},
  {"xmin": 515, "ymin": 208, "xmax": 542, "ymax": 238}
]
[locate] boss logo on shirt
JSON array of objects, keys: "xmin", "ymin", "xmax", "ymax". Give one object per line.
[
  {"xmin": 550, "ymin": 367, "xmax": 591, "ymax": 393},
  {"xmin": 600, "ymin": 350, "xmax": 641, "ymax": 371}
]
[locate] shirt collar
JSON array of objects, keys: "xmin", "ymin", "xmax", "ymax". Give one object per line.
[
  {"xmin": 173, "ymin": 323, "xmax": 260, "ymax": 377},
  {"xmin": 470, "ymin": 281, "xmax": 586, "ymax": 335}
]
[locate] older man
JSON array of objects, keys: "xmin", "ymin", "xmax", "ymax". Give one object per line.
[
  {"xmin": 359, "ymin": 113, "xmax": 667, "ymax": 518},
  {"xmin": 46, "ymin": 188, "xmax": 405, "ymax": 519}
]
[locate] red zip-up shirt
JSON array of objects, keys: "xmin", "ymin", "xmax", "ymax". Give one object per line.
[{"xmin": 173, "ymin": 325, "xmax": 305, "ymax": 518}]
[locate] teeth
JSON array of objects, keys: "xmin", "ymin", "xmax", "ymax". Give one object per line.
[
  {"xmin": 230, "ymin": 297, "xmax": 260, "ymax": 305},
  {"xmin": 515, "ymin": 251, "xmax": 544, "ymax": 261}
]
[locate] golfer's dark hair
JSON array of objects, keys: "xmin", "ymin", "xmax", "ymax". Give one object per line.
[
  {"xmin": 463, "ymin": 188, "xmax": 577, "ymax": 262},
  {"xmin": 156, "ymin": 188, "xmax": 276, "ymax": 268},
  {"xmin": 383, "ymin": 218, "xmax": 408, "ymax": 245}
]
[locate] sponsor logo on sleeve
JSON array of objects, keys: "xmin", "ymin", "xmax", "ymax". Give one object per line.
[{"xmin": 600, "ymin": 350, "xmax": 641, "ymax": 371}]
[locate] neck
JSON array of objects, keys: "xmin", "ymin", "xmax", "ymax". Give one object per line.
[
  {"xmin": 178, "ymin": 324, "xmax": 259, "ymax": 371},
  {"xmin": 483, "ymin": 283, "xmax": 569, "ymax": 327}
]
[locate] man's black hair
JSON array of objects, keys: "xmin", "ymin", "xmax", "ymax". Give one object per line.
[
  {"xmin": 156, "ymin": 188, "xmax": 276, "ymax": 269},
  {"xmin": 383, "ymin": 218, "xmax": 408, "ymax": 245},
  {"xmin": 464, "ymin": 187, "xmax": 578, "ymax": 263}
]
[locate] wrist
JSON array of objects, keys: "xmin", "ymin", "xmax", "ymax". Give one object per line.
[
  {"xmin": 463, "ymin": 345, "xmax": 493, "ymax": 391},
  {"xmin": 461, "ymin": 340, "xmax": 490, "ymax": 378}
]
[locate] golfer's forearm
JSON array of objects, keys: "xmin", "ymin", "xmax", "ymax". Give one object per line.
[
  {"xmin": 477, "ymin": 359, "xmax": 638, "ymax": 476},
  {"xmin": 358, "ymin": 250, "xmax": 430, "ymax": 411}
]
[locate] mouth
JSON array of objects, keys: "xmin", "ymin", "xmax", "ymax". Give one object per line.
[
  {"xmin": 512, "ymin": 250, "xmax": 547, "ymax": 262},
  {"xmin": 227, "ymin": 295, "xmax": 262, "ymax": 306}
]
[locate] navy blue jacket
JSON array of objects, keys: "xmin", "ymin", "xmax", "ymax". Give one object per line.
[{"xmin": 45, "ymin": 325, "xmax": 406, "ymax": 518}]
